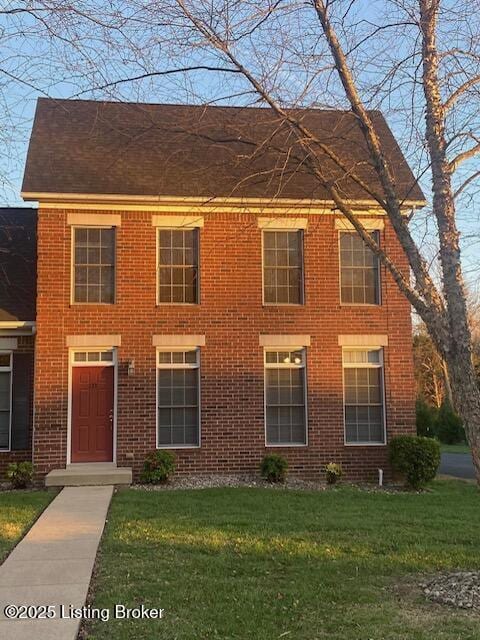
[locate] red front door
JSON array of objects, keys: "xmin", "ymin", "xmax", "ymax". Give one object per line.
[{"xmin": 71, "ymin": 366, "xmax": 114, "ymax": 463}]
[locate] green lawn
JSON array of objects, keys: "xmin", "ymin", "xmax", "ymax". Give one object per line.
[
  {"xmin": 87, "ymin": 480, "xmax": 480, "ymax": 640},
  {"xmin": 0, "ymin": 490, "xmax": 54, "ymax": 563},
  {"xmin": 440, "ymin": 443, "xmax": 471, "ymax": 454}
]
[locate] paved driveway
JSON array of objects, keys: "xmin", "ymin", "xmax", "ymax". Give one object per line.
[{"xmin": 439, "ymin": 452, "xmax": 475, "ymax": 479}]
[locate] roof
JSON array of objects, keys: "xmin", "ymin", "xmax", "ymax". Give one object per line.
[
  {"xmin": 0, "ymin": 208, "xmax": 37, "ymax": 322},
  {"xmin": 22, "ymin": 98, "xmax": 424, "ymax": 203}
]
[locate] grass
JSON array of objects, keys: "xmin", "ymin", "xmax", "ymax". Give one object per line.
[
  {"xmin": 0, "ymin": 490, "xmax": 54, "ymax": 563},
  {"xmin": 87, "ymin": 480, "xmax": 480, "ymax": 640},
  {"xmin": 440, "ymin": 443, "xmax": 471, "ymax": 454}
]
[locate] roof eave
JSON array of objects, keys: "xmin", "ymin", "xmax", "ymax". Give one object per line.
[{"xmin": 21, "ymin": 191, "xmax": 426, "ymax": 213}]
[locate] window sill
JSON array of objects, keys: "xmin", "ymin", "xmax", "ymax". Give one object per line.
[
  {"xmin": 157, "ymin": 444, "xmax": 200, "ymax": 449},
  {"xmin": 340, "ymin": 303, "xmax": 382, "ymax": 308},
  {"xmin": 156, "ymin": 303, "xmax": 200, "ymax": 307},
  {"xmin": 263, "ymin": 303, "xmax": 305, "ymax": 308},
  {"xmin": 266, "ymin": 443, "xmax": 308, "ymax": 448},
  {"xmin": 70, "ymin": 302, "xmax": 116, "ymax": 307},
  {"xmin": 344, "ymin": 442, "xmax": 386, "ymax": 447}
]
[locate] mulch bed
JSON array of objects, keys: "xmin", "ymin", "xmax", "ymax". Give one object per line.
[{"xmin": 130, "ymin": 473, "xmax": 405, "ymax": 493}]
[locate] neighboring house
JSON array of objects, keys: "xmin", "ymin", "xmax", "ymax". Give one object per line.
[
  {"xmin": 0, "ymin": 208, "xmax": 36, "ymax": 476},
  {"xmin": 11, "ymin": 97, "xmax": 423, "ymax": 484}
]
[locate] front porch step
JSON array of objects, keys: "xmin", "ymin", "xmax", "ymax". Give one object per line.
[{"xmin": 45, "ymin": 463, "xmax": 132, "ymax": 487}]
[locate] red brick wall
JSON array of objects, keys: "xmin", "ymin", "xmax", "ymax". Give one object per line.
[
  {"xmin": 0, "ymin": 335, "xmax": 35, "ymax": 478},
  {"xmin": 33, "ymin": 209, "xmax": 416, "ymax": 481}
]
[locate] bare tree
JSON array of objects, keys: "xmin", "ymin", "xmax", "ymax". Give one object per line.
[
  {"xmin": 2, "ymin": 2, "xmax": 480, "ymax": 479},
  {"xmin": 414, "ymin": 324, "xmax": 450, "ymax": 407},
  {"xmin": 137, "ymin": 0, "xmax": 480, "ymax": 481}
]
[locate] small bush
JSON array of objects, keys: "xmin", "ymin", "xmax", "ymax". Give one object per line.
[
  {"xmin": 435, "ymin": 399, "xmax": 465, "ymax": 444},
  {"xmin": 6, "ymin": 462, "xmax": 34, "ymax": 489},
  {"xmin": 260, "ymin": 454, "xmax": 288, "ymax": 483},
  {"xmin": 325, "ymin": 462, "xmax": 343, "ymax": 485},
  {"xmin": 140, "ymin": 450, "xmax": 176, "ymax": 484},
  {"xmin": 389, "ymin": 435, "xmax": 440, "ymax": 489},
  {"xmin": 416, "ymin": 398, "xmax": 438, "ymax": 438}
]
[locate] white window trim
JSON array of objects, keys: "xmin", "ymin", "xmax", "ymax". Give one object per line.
[
  {"xmin": 152, "ymin": 215, "xmax": 204, "ymax": 228},
  {"xmin": 264, "ymin": 348, "xmax": 308, "ymax": 448},
  {"xmin": 0, "ymin": 351, "xmax": 13, "ymax": 452},
  {"xmin": 338, "ymin": 230, "xmax": 382, "ymax": 307},
  {"xmin": 70, "ymin": 225, "xmax": 117, "ymax": 306},
  {"xmin": 156, "ymin": 227, "xmax": 200, "ymax": 306},
  {"xmin": 67, "ymin": 347, "xmax": 118, "ymax": 465},
  {"xmin": 70, "ymin": 349, "xmax": 117, "ymax": 367},
  {"xmin": 257, "ymin": 217, "xmax": 308, "ymax": 230},
  {"xmin": 156, "ymin": 347, "xmax": 201, "ymax": 449},
  {"xmin": 342, "ymin": 347, "xmax": 387, "ymax": 446},
  {"xmin": 261, "ymin": 229, "xmax": 305, "ymax": 306}
]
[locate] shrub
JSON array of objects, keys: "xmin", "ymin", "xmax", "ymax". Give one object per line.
[
  {"xmin": 416, "ymin": 398, "xmax": 438, "ymax": 438},
  {"xmin": 140, "ymin": 450, "xmax": 176, "ymax": 484},
  {"xmin": 389, "ymin": 435, "xmax": 440, "ymax": 489},
  {"xmin": 260, "ymin": 454, "xmax": 288, "ymax": 483},
  {"xmin": 435, "ymin": 399, "xmax": 465, "ymax": 444},
  {"xmin": 325, "ymin": 462, "xmax": 343, "ymax": 485},
  {"xmin": 6, "ymin": 462, "xmax": 34, "ymax": 489}
]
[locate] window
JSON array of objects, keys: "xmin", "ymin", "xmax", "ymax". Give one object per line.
[
  {"xmin": 340, "ymin": 231, "xmax": 380, "ymax": 304},
  {"xmin": 0, "ymin": 353, "xmax": 12, "ymax": 450},
  {"xmin": 263, "ymin": 230, "xmax": 304, "ymax": 304},
  {"xmin": 73, "ymin": 350, "xmax": 114, "ymax": 363},
  {"xmin": 343, "ymin": 348, "xmax": 385, "ymax": 444},
  {"xmin": 73, "ymin": 227, "xmax": 115, "ymax": 303},
  {"xmin": 158, "ymin": 229, "xmax": 199, "ymax": 304},
  {"xmin": 157, "ymin": 349, "xmax": 200, "ymax": 447},
  {"xmin": 265, "ymin": 349, "xmax": 307, "ymax": 445}
]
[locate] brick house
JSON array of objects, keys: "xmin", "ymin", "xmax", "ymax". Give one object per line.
[{"xmin": 1, "ymin": 98, "xmax": 424, "ymax": 484}]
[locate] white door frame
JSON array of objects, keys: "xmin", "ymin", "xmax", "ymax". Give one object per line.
[{"xmin": 67, "ymin": 347, "xmax": 118, "ymax": 465}]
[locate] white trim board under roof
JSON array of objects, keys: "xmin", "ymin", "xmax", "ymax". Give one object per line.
[{"xmin": 21, "ymin": 193, "xmax": 425, "ymax": 215}]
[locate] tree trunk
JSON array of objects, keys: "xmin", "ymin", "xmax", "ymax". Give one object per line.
[
  {"xmin": 441, "ymin": 359, "xmax": 453, "ymax": 405},
  {"xmin": 446, "ymin": 353, "xmax": 480, "ymax": 481}
]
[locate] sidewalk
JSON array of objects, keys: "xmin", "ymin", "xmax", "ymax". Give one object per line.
[{"xmin": 0, "ymin": 485, "xmax": 113, "ymax": 640}]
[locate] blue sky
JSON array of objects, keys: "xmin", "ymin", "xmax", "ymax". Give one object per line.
[{"xmin": 1, "ymin": 1, "xmax": 478, "ymax": 289}]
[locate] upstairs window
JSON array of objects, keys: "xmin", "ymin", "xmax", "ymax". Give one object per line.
[
  {"xmin": 0, "ymin": 353, "xmax": 12, "ymax": 450},
  {"xmin": 265, "ymin": 349, "xmax": 307, "ymax": 445},
  {"xmin": 340, "ymin": 231, "xmax": 380, "ymax": 305},
  {"xmin": 343, "ymin": 348, "xmax": 385, "ymax": 444},
  {"xmin": 73, "ymin": 227, "xmax": 115, "ymax": 303},
  {"xmin": 157, "ymin": 349, "xmax": 200, "ymax": 447},
  {"xmin": 263, "ymin": 230, "xmax": 304, "ymax": 304},
  {"xmin": 158, "ymin": 229, "xmax": 199, "ymax": 304}
]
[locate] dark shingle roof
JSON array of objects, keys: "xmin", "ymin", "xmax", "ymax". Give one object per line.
[
  {"xmin": 0, "ymin": 208, "xmax": 37, "ymax": 322},
  {"xmin": 22, "ymin": 98, "xmax": 424, "ymax": 203}
]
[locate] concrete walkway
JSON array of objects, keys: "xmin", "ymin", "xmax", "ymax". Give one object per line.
[{"xmin": 0, "ymin": 485, "xmax": 113, "ymax": 639}]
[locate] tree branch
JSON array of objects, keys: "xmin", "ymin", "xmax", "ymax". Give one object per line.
[
  {"xmin": 311, "ymin": 0, "xmax": 448, "ymax": 334},
  {"xmin": 454, "ymin": 170, "xmax": 480, "ymax": 199},
  {"xmin": 449, "ymin": 143, "xmax": 480, "ymax": 172},
  {"xmin": 444, "ymin": 75, "xmax": 480, "ymax": 111}
]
